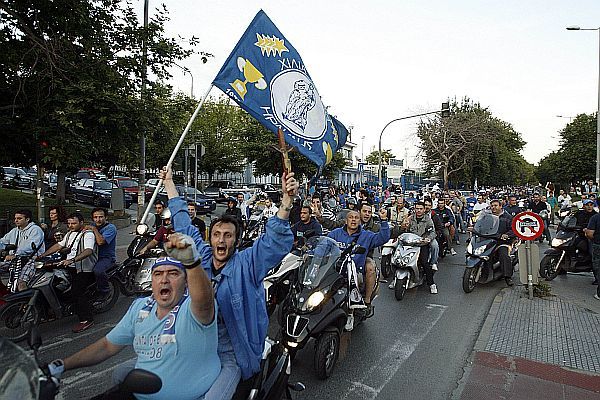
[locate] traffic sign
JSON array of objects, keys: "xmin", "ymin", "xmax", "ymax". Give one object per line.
[{"xmin": 511, "ymin": 211, "xmax": 544, "ymax": 241}]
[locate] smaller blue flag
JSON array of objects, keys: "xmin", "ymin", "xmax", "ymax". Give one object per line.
[{"xmin": 213, "ymin": 10, "xmax": 348, "ymax": 167}]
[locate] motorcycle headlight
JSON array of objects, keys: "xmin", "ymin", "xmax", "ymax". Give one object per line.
[
  {"xmin": 551, "ymin": 238, "xmax": 567, "ymax": 247},
  {"xmin": 473, "ymin": 245, "xmax": 487, "ymax": 256},
  {"xmin": 136, "ymin": 224, "xmax": 149, "ymax": 235},
  {"xmin": 303, "ymin": 291, "xmax": 325, "ymax": 311}
]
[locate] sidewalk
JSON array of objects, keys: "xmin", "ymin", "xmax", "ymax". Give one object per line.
[{"xmin": 455, "ymin": 272, "xmax": 600, "ymax": 400}]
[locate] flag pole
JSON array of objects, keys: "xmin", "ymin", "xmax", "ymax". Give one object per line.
[{"xmin": 139, "ymin": 84, "xmax": 214, "ymax": 225}]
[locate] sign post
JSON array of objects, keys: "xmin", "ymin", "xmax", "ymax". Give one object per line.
[{"xmin": 512, "ymin": 211, "xmax": 544, "ymax": 299}]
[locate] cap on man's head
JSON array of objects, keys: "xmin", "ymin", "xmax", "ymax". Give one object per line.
[
  {"xmin": 583, "ymin": 199, "xmax": 595, "ymax": 205},
  {"xmin": 152, "ymin": 257, "xmax": 184, "ymax": 271}
]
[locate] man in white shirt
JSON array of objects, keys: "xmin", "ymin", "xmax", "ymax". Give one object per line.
[
  {"xmin": 261, "ymin": 197, "xmax": 279, "ymax": 219},
  {"xmin": 38, "ymin": 212, "xmax": 97, "ymax": 333},
  {"xmin": 557, "ymin": 189, "xmax": 572, "ymax": 207}
]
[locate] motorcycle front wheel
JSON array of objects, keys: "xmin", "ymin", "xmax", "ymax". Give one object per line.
[
  {"xmin": 0, "ymin": 299, "xmax": 40, "ymax": 342},
  {"xmin": 462, "ymin": 267, "xmax": 478, "ymax": 293},
  {"xmin": 314, "ymin": 331, "xmax": 340, "ymax": 380},
  {"xmin": 381, "ymin": 255, "xmax": 392, "ymax": 279},
  {"xmin": 540, "ymin": 255, "xmax": 561, "ymax": 281},
  {"xmin": 92, "ymin": 279, "xmax": 120, "ymax": 314},
  {"xmin": 394, "ymin": 277, "xmax": 408, "ymax": 301}
]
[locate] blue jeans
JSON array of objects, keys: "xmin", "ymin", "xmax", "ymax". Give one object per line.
[
  {"xmin": 204, "ymin": 317, "xmax": 241, "ymax": 400},
  {"xmin": 429, "ymin": 238, "xmax": 439, "ymax": 265},
  {"xmin": 93, "ymin": 257, "xmax": 113, "ymax": 293}
]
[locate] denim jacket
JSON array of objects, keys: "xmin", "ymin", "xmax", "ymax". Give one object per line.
[{"xmin": 169, "ymin": 197, "xmax": 293, "ymax": 379}]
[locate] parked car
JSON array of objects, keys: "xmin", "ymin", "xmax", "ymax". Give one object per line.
[
  {"xmin": 1, "ymin": 167, "xmax": 34, "ymax": 189},
  {"xmin": 45, "ymin": 174, "xmax": 72, "ymax": 197},
  {"xmin": 73, "ymin": 178, "xmax": 132, "ymax": 208},
  {"xmin": 247, "ymin": 183, "xmax": 281, "ymax": 203},
  {"xmin": 112, "ymin": 177, "xmax": 151, "ymax": 202},
  {"xmin": 74, "ymin": 168, "xmax": 108, "ymax": 181},
  {"xmin": 205, "ymin": 180, "xmax": 254, "ymax": 202},
  {"xmin": 156, "ymin": 185, "xmax": 216, "ymax": 214}
]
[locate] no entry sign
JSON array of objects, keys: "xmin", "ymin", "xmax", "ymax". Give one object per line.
[{"xmin": 512, "ymin": 211, "xmax": 544, "ymax": 241}]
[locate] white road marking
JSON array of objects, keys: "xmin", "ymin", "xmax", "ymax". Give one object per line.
[
  {"xmin": 39, "ymin": 322, "xmax": 117, "ymax": 352},
  {"xmin": 341, "ymin": 303, "xmax": 447, "ymax": 400}
]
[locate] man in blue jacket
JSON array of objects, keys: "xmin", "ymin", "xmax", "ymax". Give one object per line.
[
  {"xmin": 327, "ymin": 208, "xmax": 390, "ymax": 317},
  {"xmin": 161, "ymin": 166, "xmax": 297, "ymax": 400}
]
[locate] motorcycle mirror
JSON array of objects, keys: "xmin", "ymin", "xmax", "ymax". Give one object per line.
[
  {"xmin": 120, "ymin": 369, "xmax": 162, "ymax": 394},
  {"xmin": 27, "ymin": 325, "xmax": 42, "ymax": 352},
  {"xmin": 136, "ymin": 224, "xmax": 149, "ymax": 236},
  {"xmin": 355, "ymin": 246, "xmax": 366, "ymax": 255}
]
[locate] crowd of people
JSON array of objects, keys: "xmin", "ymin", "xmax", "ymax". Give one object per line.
[{"xmin": 1, "ymin": 173, "xmax": 600, "ymax": 399}]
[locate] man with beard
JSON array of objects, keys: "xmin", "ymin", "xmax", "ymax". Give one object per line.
[
  {"xmin": 86, "ymin": 208, "xmax": 117, "ymax": 300},
  {"xmin": 163, "ymin": 166, "xmax": 297, "ymax": 400},
  {"xmin": 291, "ymin": 205, "xmax": 322, "ymax": 246}
]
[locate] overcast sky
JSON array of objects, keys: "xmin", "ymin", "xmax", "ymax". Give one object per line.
[{"xmin": 151, "ymin": 0, "xmax": 600, "ymax": 166}]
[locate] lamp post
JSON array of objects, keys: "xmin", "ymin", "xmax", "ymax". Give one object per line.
[
  {"xmin": 566, "ymin": 25, "xmax": 600, "ymax": 185},
  {"xmin": 556, "ymin": 115, "xmax": 575, "ymax": 122},
  {"xmin": 137, "ymin": 0, "xmax": 149, "ymax": 223},
  {"xmin": 173, "ymin": 62, "xmax": 196, "ymax": 98},
  {"xmin": 378, "ymin": 104, "xmax": 450, "ymax": 187}
]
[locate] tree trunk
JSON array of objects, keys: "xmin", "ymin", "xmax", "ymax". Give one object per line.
[
  {"xmin": 443, "ymin": 164, "xmax": 449, "ymax": 190},
  {"xmin": 56, "ymin": 169, "xmax": 67, "ymax": 205}
]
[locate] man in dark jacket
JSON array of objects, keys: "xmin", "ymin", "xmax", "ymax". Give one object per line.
[
  {"xmin": 291, "ymin": 205, "xmax": 322, "ymax": 246},
  {"xmin": 490, "ymin": 200, "xmax": 516, "ymax": 286}
]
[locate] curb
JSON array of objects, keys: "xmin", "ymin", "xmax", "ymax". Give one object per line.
[{"xmin": 451, "ymin": 288, "xmax": 507, "ymax": 400}]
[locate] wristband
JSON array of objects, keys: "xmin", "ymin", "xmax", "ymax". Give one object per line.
[
  {"xmin": 48, "ymin": 359, "xmax": 65, "ymax": 379},
  {"xmin": 184, "ymin": 258, "xmax": 202, "ymax": 270}
]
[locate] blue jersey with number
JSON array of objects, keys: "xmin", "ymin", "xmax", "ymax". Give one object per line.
[{"xmin": 107, "ymin": 297, "xmax": 220, "ymax": 399}]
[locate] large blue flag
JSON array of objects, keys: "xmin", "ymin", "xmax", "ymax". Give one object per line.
[{"xmin": 213, "ymin": 10, "xmax": 348, "ymax": 167}]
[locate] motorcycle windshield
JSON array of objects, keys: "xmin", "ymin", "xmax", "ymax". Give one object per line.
[
  {"xmin": 399, "ymin": 233, "xmax": 423, "ymax": 245},
  {"xmin": 560, "ymin": 215, "xmax": 577, "ymax": 229},
  {"xmin": 299, "ymin": 236, "xmax": 341, "ymax": 289},
  {"xmin": 473, "ymin": 210, "xmax": 500, "ymax": 236},
  {"xmin": 0, "ymin": 338, "xmax": 39, "ymax": 399}
]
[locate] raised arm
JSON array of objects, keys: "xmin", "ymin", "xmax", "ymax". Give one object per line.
[
  {"xmin": 165, "ymin": 233, "xmax": 214, "ymax": 325},
  {"xmin": 371, "ymin": 208, "xmax": 390, "ymax": 247}
]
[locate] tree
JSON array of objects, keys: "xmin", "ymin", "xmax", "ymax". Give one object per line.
[
  {"xmin": 417, "ymin": 97, "xmax": 534, "ymax": 189},
  {"xmin": 536, "ymin": 113, "xmax": 596, "ymax": 187},
  {"xmin": 0, "ymin": 0, "xmax": 200, "ymax": 202},
  {"xmin": 365, "ymin": 150, "xmax": 394, "ymax": 165}
]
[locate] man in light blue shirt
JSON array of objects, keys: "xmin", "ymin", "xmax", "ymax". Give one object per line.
[{"xmin": 47, "ymin": 234, "xmax": 218, "ymax": 400}]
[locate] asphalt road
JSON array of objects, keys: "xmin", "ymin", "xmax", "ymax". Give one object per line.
[{"xmin": 24, "ymin": 230, "xmax": 509, "ymax": 400}]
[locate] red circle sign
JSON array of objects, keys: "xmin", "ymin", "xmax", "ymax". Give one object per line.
[{"xmin": 511, "ymin": 211, "xmax": 544, "ymax": 241}]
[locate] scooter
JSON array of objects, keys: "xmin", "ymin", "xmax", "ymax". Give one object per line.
[
  {"xmin": 0, "ymin": 256, "xmax": 120, "ymax": 342},
  {"xmin": 281, "ymin": 237, "xmax": 364, "ymax": 380},
  {"xmin": 389, "ymin": 232, "xmax": 431, "ymax": 301},
  {"xmin": 380, "ymin": 236, "xmax": 399, "ymax": 280},
  {"xmin": 462, "ymin": 211, "xmax": 518, "ymax": 293},
  {"xmin": 539, "ymin": 213, "xmax": 592, "ymax": 280}
]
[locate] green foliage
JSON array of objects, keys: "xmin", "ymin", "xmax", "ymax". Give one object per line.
[
  {"xmin": 365, "ymin": 150, "xmax": 394, "ymax": 165},
  {"xmin": 417, "ymin": 97, "xmax": 534, "ymax": 188},
  {"xmin": 0, "ymin": 0, "xmax": 200, "ymax": 200},
  {"xmin": 536, "ymin": 113, "xmax": 596, "ymax": 186}
]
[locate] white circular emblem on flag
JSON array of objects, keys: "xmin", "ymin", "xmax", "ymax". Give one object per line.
[{"xmin": 270, "ymin": 69, "xmax": 327, "ymax": 140}]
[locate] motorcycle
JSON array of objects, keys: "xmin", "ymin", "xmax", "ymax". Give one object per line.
[
  {"xmin": 233, "ymin": 336, "xmax": 305, "ymax": 400},
  {"xmin": 116, "ymin": 223, "xmax": 161, "ymax": 296},
  {"xmin": 0, "ymin": 242, "xmax": 44, "ymax": 294},
  {"xmin": 462, "ymin": 210, "xmax": 518, "ymax": 293},
  {"xmin": 0, "ymin": 326, "xmax": 161, "ymax": 400},
  {"xmin": 0, "ymin": 256, "xmax": 120, "ymax": 342},
  {"xmin": 389, "ymin": 232, "xmax": 431, "ymax": 301},
  {"xmin": 281, "ymin": 236, "xmax": 365, "ymax": 380},
  {"xmin": 240, "ymin": 209, "xmax": 267, "ymax": 249},
  {"xmin": 380, "ymin": 235, "xmax": 399, "ymax": 280},
  {"xmin": 539, "ymin": 214, "xmax": 592, "ymax": 280}
]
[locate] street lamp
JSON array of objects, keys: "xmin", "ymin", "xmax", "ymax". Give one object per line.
[
  {"xmin": 377, "ymin": 103, "xmax": 450, "ymax": 186},
  {"xmin": 137, "ymin": 0, "xmax": 149, "ymax": 223},
  {"xmin": 556, "ymin": 115, "xmax": 575, "ymax": 122},
  {"xmin": 566, "ymin": 25, "xmax": 600, "ymax": 185},
  {"xmin": 173, "ymin": 62, "xmax": 195, "ymax": 97}
]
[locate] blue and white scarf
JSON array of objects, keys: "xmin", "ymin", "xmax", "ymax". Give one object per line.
[{"xmin": 138, "ymin": 288, "xmax": 189, "ymax": 350}]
